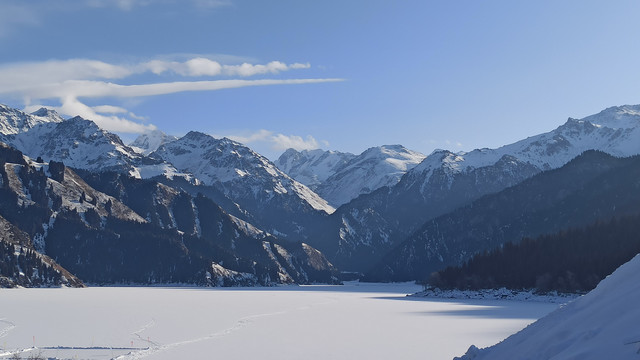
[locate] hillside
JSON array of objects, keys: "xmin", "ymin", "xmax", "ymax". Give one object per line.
[
  {"xmin": 456, "ymin": 254, "xmax": 640, "ymax": 360},
  {"xmin": 428, "ymin": 214, "xmax": 640, "ymax": 293}
]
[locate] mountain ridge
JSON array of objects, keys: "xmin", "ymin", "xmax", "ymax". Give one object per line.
[{"xmin": 303, "ymin": 104, "xmax": 640, "ymax": 273}]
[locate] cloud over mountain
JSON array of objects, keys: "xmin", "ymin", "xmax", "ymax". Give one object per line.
[{"xmin": 0, "ymin": 57, "xmax": 341, "ymax": 134}]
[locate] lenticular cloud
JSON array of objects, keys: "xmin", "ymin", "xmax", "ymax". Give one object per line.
[{"xmin": 0, "ymin": 57, "xmax": 340, "ymax": 133}]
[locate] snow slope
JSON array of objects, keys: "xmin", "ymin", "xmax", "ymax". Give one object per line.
[{"xmin": 457, "ymin": 254, "xmax": 640, "ymax": 360}]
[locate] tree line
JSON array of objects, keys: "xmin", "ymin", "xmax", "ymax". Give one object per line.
[{"xmin": 427, "ymin": 214, "xmax": 640, "ymax": 293}]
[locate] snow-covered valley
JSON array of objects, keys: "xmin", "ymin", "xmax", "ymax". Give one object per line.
[{"xmin": 0, "ymin": 283, "xmax": 557, "ymax": 360}]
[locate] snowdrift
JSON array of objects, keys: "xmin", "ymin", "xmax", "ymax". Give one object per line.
[{"xmin": 456, "ymin": 253, "xmax": 640, "ymax": 359}]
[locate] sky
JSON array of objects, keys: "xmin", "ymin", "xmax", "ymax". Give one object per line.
[{"xmin": 1, "ymin": 0, "xmax": 640, "ymax": 160}]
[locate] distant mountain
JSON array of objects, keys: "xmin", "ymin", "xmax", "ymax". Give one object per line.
[
  {"xmin": 317, "ymin": 145, "xmax": 425, "ymax": 207},
  {"xmin": 0, "ymin": 104, "xmax": 64, "ymax": 136},
  {"xmin": 306, "ymin": 105, "xmax": 640, "ymax": 272},
  {"xmin": 276, "ymin": 145, "xmax": 425, "ymax": 207},
  {"xmin": 151, "ymin": 131, "xmax": 334, "ymax": 238},
  {"xmin": 456, "ymin": 254, "xmax": 640, "ymax": 360},
  {"xmin": 366, "ymin": 151, "xmax": 640, "ymax": 282},
  {"xmin": 129, "ymin": 129, "xmax": 178, "ymax": 155},
  {"xmin": 0, "ymin": 106, "xmax": 188, "ymax": 180},
  {"xmin": 276, "ymin": 148, "xmax": 355, "ymax": 190},
  {"xmin": 8, "ymin": 116, "xmax": 147, "ymax": 174},
  {"xmin": 0, "ymin": 142, "xmax": 338, "ymax": 286}
]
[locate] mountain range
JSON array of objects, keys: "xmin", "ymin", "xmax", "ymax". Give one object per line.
[
  {"xmin": 276, "ymin": 145, "xmax": 425, "ymax": 207},
  {"xmin": 303, "ymin": 105, "xmax": 640, "ymax": 272},
  {"xmin": 1, "ymin": 102, "xmax": 640, "ymax": 287},
  {"xmin": 0, "ymin": 137, "xmax": 337, "ymax": 286},
  {"xmin": 365, "ymin": 150, "xmax": 640, "ymax": 282}
]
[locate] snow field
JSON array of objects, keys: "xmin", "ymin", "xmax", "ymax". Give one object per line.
[{"xmin": 0, "ymin": 283, "xmax": 558, "ymax": 360}]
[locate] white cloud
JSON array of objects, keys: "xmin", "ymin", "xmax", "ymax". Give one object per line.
[
  {"xmin": 225, "ymin": 129, "xmax": 273, "ymax": 144},
  {"xmin": 93, "ymin": 105, "xmax": 129, "ymax": 114},
  {"xmin": 0, "ymin": 57, "xmax": 343, "ymax": 134},
  {"xmin": 140, "ymin": 59, "xmax": 310, "ymax": 77},
  {"xmin": 271, "ymin": 133, "xmax": 320, "ymax": 151},
  {"xmin": 58, "ymin": 97, "xmax": 156, "ymax": 133},
  {"xmin": 223, "ymin": 129, "xmax": 322, "ymax": 152}
]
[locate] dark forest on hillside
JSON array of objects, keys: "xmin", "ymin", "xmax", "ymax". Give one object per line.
[{"xmin": 427, "ymin": 214, "xmax": 640, "ymax": 293}]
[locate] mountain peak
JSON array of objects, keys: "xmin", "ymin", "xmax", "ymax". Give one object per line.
[
  {"xmin": 580, "ymin": 104, "xmax": 640, "ymax": 129},
  {"xmin": 1, "ymin": 104, "xmax": 63, "ymax": 135},
  {"xmin": 130, "ymin": 129, "xmax": 177, "ymax": 155},
  {"xmin": 30, "ymin": 107, "xmax": 64, "ymax": 122},
  {"xmin": 153, "ymin": 133, "xmax": 335, "ymax": 215}
]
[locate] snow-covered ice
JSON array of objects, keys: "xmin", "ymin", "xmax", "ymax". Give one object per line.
[{"xmin": 0, "ymin": 282, "xmax": 557, "ymax": 360}]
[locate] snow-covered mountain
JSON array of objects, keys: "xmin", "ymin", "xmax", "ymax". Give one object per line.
[
  {"xmin": 0, "ymin": 142, "xmax": 338, "ymax": 286},
  {"xmin": 405, "ymin": 104, "xmax": 640, "ymax": 187},
  {"xmin": 0, "ymin": 106, "xmax": 187, "ymax": 180},
  {"xmin": 151, "ymin": 131, "xmax": 334, "ymax": 239},
  {"xmin": 7, "ymin": 116, "xmax": 147, "ymax": 175},
  {"xmin": 457, "ymin": 254, "xmax": 640, "ymax": 360},
  {"xmin": 0, "ymin": 104, "xmax": 64, "ymax": 136},
  {"xmin": 276, "ymin": 148, "xmax": 355, "ymax": 189},
  {"xmin": 276, "ymin": 145, "xmax": 425, "ymax": 207},
  {"xmin": 306, "ymin": 104, "xmax": 640, "ymax": 271},
  {"xmin": 152, "ymin": 131, "xmax": 333, "ymax": 214},
  {"xmin": 129, "ymin": 129, "xmax": 178, "ymax": 155},
  {"xmin": 316, "ymin": 145, "xmax": 425, "ymax": 207},
  {"xmin": 366, "ymin": 150, "xmax": 640, "ymax": 282}
]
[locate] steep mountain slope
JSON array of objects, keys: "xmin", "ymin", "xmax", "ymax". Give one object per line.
[
  {"xmin": 151, "ymin": 131, "xmax": 334, "ymax": 238},
  {"xmin": 76, "ymin": 171, "xmax": 339, "ymax": 285},
  {"xmin": 367, "ymin": 151, "xmax": 640, "ymax": 281},
  {"xmin": 456, "ymin": 254, "xmax": 640, "ymax": 360},
  {"xmin": 0, "ymin": 142, "xmax": 337, "ymax": 286},
  {"xmin": 129, "ymin": 129, "xmax": 178, "ymax": 155},
  {"xmin": 276, "ymin": 145, "xmax": 425, "ymax": 207},
  {"xmin": 308, "ymin": 105, "xmax": 640, "ymax": 272},
  {"xmin": 0, "ymin": 213, "xmax": 84, "ymax": 288},
  {"xmin": 276, "ymin": 148, "xmax": 355, "ymax": 190}
]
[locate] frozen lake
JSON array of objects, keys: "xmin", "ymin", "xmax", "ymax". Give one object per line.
[{"xmin": 0, "ymin": 283, "xmax": 558, "ymax": 360}]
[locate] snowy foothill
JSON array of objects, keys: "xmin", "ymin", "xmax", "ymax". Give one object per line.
[
  {"xmin": 0, "ymin": 282, "xmax": 558, "ymax": 360},
  {"xmin": 456, "ymin": 254, "xmax": 640, "ymax": 360}
]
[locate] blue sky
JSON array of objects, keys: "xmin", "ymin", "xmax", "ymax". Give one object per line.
[{"xmin": 1, "ymin": 0, "xmax": 639, "ymax": 159}]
